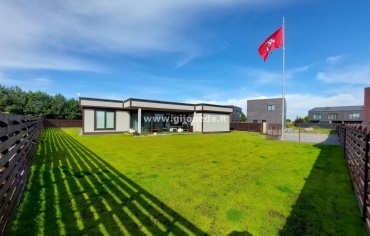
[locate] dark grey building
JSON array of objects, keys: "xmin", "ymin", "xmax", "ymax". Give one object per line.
[
  {"xmin": 308, "ymin": 106, "xmax": 364, "ymax": 124},
  {"xmin": 247, "ymin": 98, "xmax": 286, "ymax": 124},
  {"xmin": 230, "ymin": 106, "xmax": 242, "ymax": 122}
]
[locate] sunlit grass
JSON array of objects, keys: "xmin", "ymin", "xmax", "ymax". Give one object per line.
[{"xmin": 12, "ymin": 128, "xmax": 366, "ymax": 235}]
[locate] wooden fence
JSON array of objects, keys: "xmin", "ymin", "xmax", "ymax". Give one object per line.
[
  {"xmin": 230, "ymin": 123, "xmax": 262, "ymax": 132},
  {"xmin": 297, "ymin": 122, "xmax": 337, "ymax": 129},
  {"xmin": 0, "ymin": 113, "xmax": 43, "ymax": 234},
  {"xmin": 265, "ymin": 123, "xmax": 282, "ymax": 140},
  {"xmin": 44, "ymin": 119, "xmax": 82, "ymax": 128},
  {"xmin": 337, "ymin": 124, "xmax": 370, "ymax": 231}
]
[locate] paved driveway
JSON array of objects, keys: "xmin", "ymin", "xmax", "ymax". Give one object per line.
[{"xmin": 282, "ymin": 132, "xmax": 339, "ymax": 145}]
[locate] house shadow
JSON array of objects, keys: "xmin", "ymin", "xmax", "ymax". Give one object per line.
[
  {"xmin": 13, "ymin": 128, "xmax": 208, "ymax": 235},
  {"xmin": 278, "ymin": 135, "xmax": 367, "ymax": 235}
]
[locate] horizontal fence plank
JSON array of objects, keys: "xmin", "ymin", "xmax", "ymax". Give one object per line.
[
  {"xmin": 44, "ymin": 119, "xmax": 82, "ymax": 128},
  {"xmin": 230, "ymin": 122, "xmax": 263, "ymax": 132},
  {"xmin": 338, "ymin": 124, "xmax": 370, "ymax": 231},
  {"xmin": 297, "ymin": 123, "xmax": 338, "ymax": 129},
  {"xmin": 0, "ymin": 113, "xmax": 43, "ymax": 234}
]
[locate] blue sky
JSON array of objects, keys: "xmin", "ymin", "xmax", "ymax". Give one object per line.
[{"xmin": 1, "ymin": 0, "xmax": 370, "ymax": 120}]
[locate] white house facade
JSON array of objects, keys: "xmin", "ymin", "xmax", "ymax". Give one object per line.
[{"xmin": 79, "ymin": 97, "xmax": 233, "ymax": 135}]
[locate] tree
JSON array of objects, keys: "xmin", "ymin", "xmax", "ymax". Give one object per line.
[
  {"xmin": 0, "ymin": 86, "xmax": 26, "ymax": 115},
  {"xmin": 65, "ymin": 98, "xmax": 82, "ymax": 119},
  {"xmin": 241, "ymin": 111, "xmax": 247, "ymax": 122},
  {"xmin": 303, "ymin": 116, "xmax": 309, "ymax": 123},
  {"xmin": 32, "ymin": 91, "xmax": 53, "ymax": 118},
  {"xmin": 0, "ymin": 84, "xmax": 83, "ymax": 119},
  {"xmin": 0, "ymin": 85, "xmax": 9, "ymax": 112},
  {"xmin": 293, "ymin": 116, "xmax": 308, "ymax": 125},
  {"xmin": 51, "ymin": 93, "xmax": 67, "ymax": 119}
]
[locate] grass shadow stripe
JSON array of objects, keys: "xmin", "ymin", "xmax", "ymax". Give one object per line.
[
  {"xmin": 51, "ymin": 129, "xmax": 156, "ymax": 235},
  {"xmin": 51, "ymin": 128, "xmax": 207, "ymax": 235},
  {"xmin": 55, "ymin": 130, "xmax": 171, "ymax": 235},
  {"xmin": 55, "ymin": 129, "xmax": 208, "ymax": 235},
  {"xmin": 54, "ymin": 134, "xmax": 127, "ymax": 233}
]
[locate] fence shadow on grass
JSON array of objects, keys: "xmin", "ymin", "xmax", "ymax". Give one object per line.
[
  {"xmin": 279, "ymin": 138, "xmax": 367, "ymax": 235},
  {"xmin": 13, "ymin": 128, "xmax": 207, "ymax": 235}
]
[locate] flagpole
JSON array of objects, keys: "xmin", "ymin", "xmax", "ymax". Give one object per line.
[{"xmin": 281, "ymin": 17, "xmax": 285, "ymax": 140}]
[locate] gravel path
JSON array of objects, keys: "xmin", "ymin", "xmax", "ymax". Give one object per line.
[{"xmin": 282, "ymin": 132, "xmax": 340, "ymax": 145}]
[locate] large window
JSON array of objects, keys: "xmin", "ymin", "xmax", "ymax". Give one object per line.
[
  {"xmin": 328, "ymin": 113, "xmax": 337, "ymax": 120},
  {"xmin": 267, "ymin": 105, "xmax": 275, "ymax": 111},
  {"xmin": 349, "ymin": 113, "xmax": 360, "ymax": 120},
  {"xmin": 170, "ymin": 113, "xmax": 189, "ymax": 126},
  {"xmin": 313, "ymin": 114, "xmax": 322, "ymax": 120},
  {"xmin": 96, "ymin": 110, "xmax": 115, "ymax": 130}
]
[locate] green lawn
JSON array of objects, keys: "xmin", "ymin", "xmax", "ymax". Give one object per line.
[{"xmin": 12, "ymin": 128, "xmax": 366, "ymax": 235}]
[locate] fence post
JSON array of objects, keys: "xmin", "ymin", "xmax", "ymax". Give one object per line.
[
  {"xmin": 343, "ymin": 126, "xmax": 347, "ymax": 155},
  {"xmin": 260, "ymin": 123, "xmax": 262, "ymax": 133},
  {"xmin": 363, "ymin": 133, "xmax": 370, "ymax": 222}
]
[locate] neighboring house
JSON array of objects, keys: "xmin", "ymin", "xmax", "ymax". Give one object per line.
[
  {"xmin": 247, "ymin": 98, "xmax": 286, "ymax": 124},
  {"xmin": 79, "ymin": 97, "xmax": 233, "ymax": 135},
  {"xmin": 230, "ymin": 106, "xmax": 242, "ymax": 122},
  {"xmin": 308, "ymin": 106, "xmax": 364, "ymax": 124}
]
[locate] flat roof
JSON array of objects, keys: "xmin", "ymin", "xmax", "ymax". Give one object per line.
[
  {"xmin": 309, "ymin": 105, "xmax": 364, "ymax": 112},
  {"xmin": 247, "ymin": 98, "xmax": 283, "ymax": 102},
  {"xmin": 80, "ymin": 97, "xmax": 233, "ymax": 113},
  {"xmin": 123, "ymin": 98, "xmax": 233, "ymax": 108}
]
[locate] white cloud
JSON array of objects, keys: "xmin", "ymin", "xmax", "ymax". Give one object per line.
[
  {"xmin": 285, "ymin": 64, "xmax": 313, "ymax": 79},
  {"xmin": 186, "ymin": 90, "xmax": 364, "ymax": 121},
  {"xmin": 285, "ymin": 92, "xmax": 363, "ymax": 120},
  {"xmin": 0, "ymin": 0, "xmax": 292, "ymax": 71},
  {"xmin": 175, "ymin": 53, "xmax": 200, "ymax": 68},
  {"xmin": 244, "ymin": 68, "xmax": 281, "ymax": 84},
  {"xmin": 317, "ymin": 64, "xmax": 370, "ymax": 85},
  {"xmin": 325, "ymin": 55, "xmax": 342, "ymax": 64},
  {"xmin": 243, "ymin": 64, "xmax": 313, "ymax": 84},
  {"xmin": 0, "ymin": 72, "xmax": 54, "ymax": 91}
]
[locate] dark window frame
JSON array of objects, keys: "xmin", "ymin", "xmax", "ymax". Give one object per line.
[
  {"xmin": 313, "ymin": 113, "xmax": 322, "ymax": 120},
  {"xmin": 328, "ymin": 113, "xmax": 337, "ymax": 120},
  {"xmin": 95, "ymin": 110, "xmax": 116, "ymax": 130},
  {"xmin": 349, "ymin": 113, "xmax": 360, "ymax": 120},
  {"xmin": 267, "ymin": 105, "xmax": 275, "ymax": 111}
]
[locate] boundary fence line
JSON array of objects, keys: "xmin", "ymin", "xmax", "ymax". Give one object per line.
[
  {"xmin": 230, "ymin": 123, "xmax": 282, "ymax": 139},
  {"xmin": 337, "ymin": 124, "xmax": 370, "ymax": 232},
  {"xmin": 230, "ymin": 123, "xmax": 262, "ymax": 132},
  {"xmin": 0, "ymin": 113, "xmax": 43, "ymax": 234},
  {"xmin": 44, "ymin": 119, "xmax": 82, "ymax": 128}
]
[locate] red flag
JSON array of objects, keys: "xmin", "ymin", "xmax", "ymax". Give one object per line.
[{"xmin": 258, "ymin": 26, "xmax": 283, "ymax": 62}]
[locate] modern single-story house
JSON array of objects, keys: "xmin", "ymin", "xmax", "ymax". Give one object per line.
[
  {"xmin": 308, "ymin": 106, "xmax": 364, "ymax": 124},
  {"xmin": 247, "ymin": 98, "xmax": 286, "ymax": 124},
  {"xmin": 79, "ymin": 97, "xmax": 233, "ymax": 135}
]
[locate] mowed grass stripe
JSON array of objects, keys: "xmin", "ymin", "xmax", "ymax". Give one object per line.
[{"xmin": 11, "ymin": 128, "xmax": 366, "ymax": 235}]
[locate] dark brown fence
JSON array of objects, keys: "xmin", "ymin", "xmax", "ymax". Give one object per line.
[
  {"xmin": 297, "ymin": 122, "xmax": 337, "ymax": 129},
  {"xmin": 44, "ymin": 119, "xmax": 82, "ymax": 128},
  {"xmin": 0, "ymin": 113, "xmax": 43, "ymax": 234},
  {"xmin": 337, "ymin": 124, "xmax": 370, "ymax": 231},
  {"xmin": 266, "ymin": 123, "xmax": 282, "ymax": 140},
  {"xmin": 230, "ymin": 123, "xmax": 262, "ymax": 132}
]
